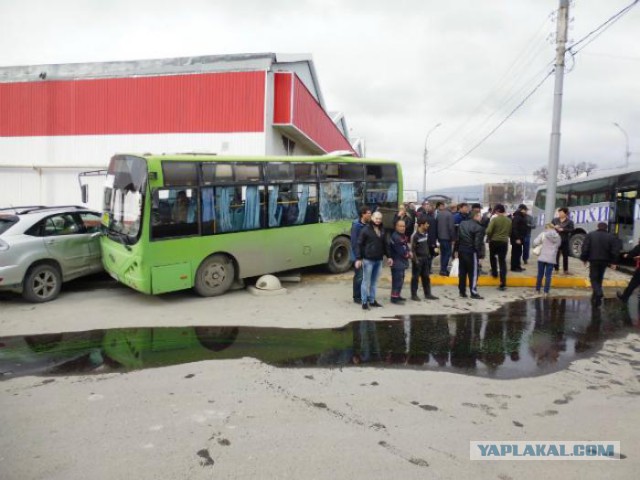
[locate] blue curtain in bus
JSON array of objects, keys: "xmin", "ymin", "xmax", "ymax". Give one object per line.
[
  {"xmin": 243, "ymin": 185, "xmax": 261, "ymax": 230},
  {"xmin": 387, "ymin": 183, "xmax": 398, "ymax": 202},
  {"xmin": 216, "ymin": 187, "xmax": 234, "ymax": 232},
  {"xmin": 295, "ymin": 184, "xmax": 309, "ymax": 225},
  {"xmin": 320, "ymin": 183, "xmax": 341, "ymax": 222},
  {"xmin": 187, "ymin": 198, "xmax": 196, "ymax": 223},
  {"xmin": 202, "ymin": 188, "xmax": 215, "ymax": 223},
  {"xmin": 340, "ymin": 182, "xmax": 358, "ymax": 220},
  {"xmin": 268, "ymin": 185, "xmax": 282, "ymax": 227}
]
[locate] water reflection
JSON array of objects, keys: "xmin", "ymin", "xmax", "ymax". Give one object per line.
[{"xmin": 0, "ymin": 297, "xmax": 635, "ymax": 380}]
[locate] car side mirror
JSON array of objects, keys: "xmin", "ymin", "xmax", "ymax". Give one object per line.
[{"xmin": 81, "ymin": 184, "xmax": 89, "ymax": 203}]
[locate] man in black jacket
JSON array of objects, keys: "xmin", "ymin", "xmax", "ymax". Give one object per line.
[
  {"xmin": 580, "ymin": 222, "xmax": 620, "ymax": 307},
  {"xmin": 458, "ymin": 211, "xmax": 485, "ymax": 299},
  {"xmin": 617, "ymin": 239, "xmax": 640, "ymax": 305},
  {"xmin": 410, "ymin": 217, "xmax": 438, "ymax": 301},
  {"xmin": 355, "ymin": 211, "xmax": 392, "ymax": 310},
  {"xmin": 510, "ymin": 204, "xmax": 529, "ymax": 272}
]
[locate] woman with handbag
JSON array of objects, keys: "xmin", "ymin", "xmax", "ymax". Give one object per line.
[{"xmin": 532, "ymin": 223, "xmax": 561, "ymax": 295}]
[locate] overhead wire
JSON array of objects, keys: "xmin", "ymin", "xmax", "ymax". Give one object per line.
[
  {"xmin": 429, "ymin": 68, "xmax": 554, "ymax": 174},
  {"xmin": 428, "ymin": 0, "xmax": 639, "ymax": 176},
  {"xmin": 430, "ymin": 12, "xmax": 554, "ymax": 154},
  {"xmin": 567, "ymin": 0, "xmax": 639, "ymax": 55}
]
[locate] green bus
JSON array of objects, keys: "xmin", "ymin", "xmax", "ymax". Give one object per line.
[{"xmin": 100, "ymin": 154, "xmax": 402, "ymax": 296}]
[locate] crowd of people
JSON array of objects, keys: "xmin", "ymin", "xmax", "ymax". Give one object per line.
[{"xmin": 351, "ymin": 200, "xmax": 623, "ymax": 309}]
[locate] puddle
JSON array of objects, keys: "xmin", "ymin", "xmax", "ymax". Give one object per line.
[{"xmin": 0, "ymin": 297, "xmax": 637, "ymax": 380}]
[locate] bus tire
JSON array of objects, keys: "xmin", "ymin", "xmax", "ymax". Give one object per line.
[
  {"xmin": 194, "ymin": 254, "xmax": 235, "ymax": 297},
  {"xmin": 195, "ymin": 327, "xmax": 239, "ymax": 352},
  {"xmin": 327, "ymin": 237, "xmax": 352, "ymax": 273},
  {"xmin": 569, "ymin": 233, "xmax": 586, "ymax": 258},
  {"xmin": 22, "ymin": 262, "xmax": 62, "ymax": 303}
]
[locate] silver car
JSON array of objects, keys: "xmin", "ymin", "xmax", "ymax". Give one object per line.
[{"xmin": 0, "ymin": 206, "xmax": 103, "ymax": 302}]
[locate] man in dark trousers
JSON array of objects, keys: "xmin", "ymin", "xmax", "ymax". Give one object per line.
[
  {"xmin": 617, "ymin": 239, "xmax": 640, "ymax": 304},
  {"xmin": 510, "ymin": 204, "xmax": 529, "ymax": 272},
  {"xmin": 522, "ymin": 208, "xmax": 536, "ymax": 265},
  {"xmin": 553, "ymin": 207, "xmax": 575, "ymax": 274},
  {"xmin": 580, "ymin": 222, "xmax": 620, "ymax": 307},
  {"xmin": 457, "ymin": 211, "xmax": 485, "ymax": 299},
  {"xmin": 350, "ymin": 207, "xmax": 371, "ymax": 304},
  {"xmin": 435, "ymin": 201, "xmax": 455, "ymax": 276},
  {"xmin": 485, "ymin": 204, "xmax": 511, "ymax": 290},
  {"xmin": 420, "ymin": 202, "xmax": 438, "ymax": 272},
  {"xmin": 410, "ymin": 217, "xmax": 439, "ymax": 301}
]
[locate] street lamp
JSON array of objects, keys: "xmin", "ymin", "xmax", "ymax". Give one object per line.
[
  {"xmin": 423, "ymin": 122, "xmax": 442, "ymax": 199},
  {"xmin": 613, "ymin": 122, "xmax": 631, "ymax": 168}
]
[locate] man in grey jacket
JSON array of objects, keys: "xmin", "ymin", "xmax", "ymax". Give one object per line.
[{"xmin": 435, "ymin": 201, "xmax": 455, "ymax": 276}]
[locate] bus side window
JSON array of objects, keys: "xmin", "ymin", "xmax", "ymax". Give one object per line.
[{"xmin": 151, "ymin": 188, "xmax": 199, "ymax": 239}]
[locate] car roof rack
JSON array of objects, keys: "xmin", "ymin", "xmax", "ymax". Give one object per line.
[
  {"xmin": 0, "ymin": 205, "xmax": 47, "ymax": 214},
  {"xmin": 0, "ymin": 205, "xmax": 90, "ymax": 215}
]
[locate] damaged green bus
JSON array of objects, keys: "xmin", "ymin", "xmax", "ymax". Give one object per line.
[{"xmin": 99, "ymin": 153, "xmax": 401, "ymax": 296}]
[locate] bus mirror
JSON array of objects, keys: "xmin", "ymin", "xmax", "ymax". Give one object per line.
[{"xmin": 81, "ymin": 184, "xmax": 89, "ymax": 203}]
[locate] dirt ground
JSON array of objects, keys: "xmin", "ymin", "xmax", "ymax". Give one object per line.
[{"xmin": 0, "ymin": 258, "xmax": 638, "ymax": 479}]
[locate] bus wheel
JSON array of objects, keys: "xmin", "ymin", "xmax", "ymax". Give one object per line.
[
  {"xmin": 195, "ymin": 327, "xmax": 239, "ymax": 352},
  {"xmin": 194, "ymin": 254, "xmax": 235, "ymax": 297},
  {"xmin": 569, "ymin": 233, "xmax": 586, "ymax": 258},
  {"xmin": 327, "ymin": 237, "xmax": 352, "ymax": 273}
]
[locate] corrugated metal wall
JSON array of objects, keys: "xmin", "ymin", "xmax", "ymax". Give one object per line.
[
  {"xmin": 0, "ymin": 71, "xmax": 266, "ymax": 137},
  {"xmin": 291, "ymin": 76, "xmax": 356, "ymax": 155}
]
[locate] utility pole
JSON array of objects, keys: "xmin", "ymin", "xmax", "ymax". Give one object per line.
[{"xmin": 544, "ymin": 0, "xmax": 569, "ymax": 224}]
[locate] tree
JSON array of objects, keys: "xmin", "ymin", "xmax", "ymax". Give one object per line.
[{"xmin": 533, "ymin": 162, "xmax": 597, "ymax": 182}]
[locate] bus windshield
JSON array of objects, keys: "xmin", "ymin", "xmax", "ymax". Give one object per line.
[{"xmin": 103, "ymin": 155, "xmax": 147, "ymax": 242}]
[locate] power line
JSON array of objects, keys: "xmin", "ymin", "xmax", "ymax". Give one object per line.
[
  {"xmin": 568, "ymin": 0, "xmax": 639, "ymax": 55},
  {"xmin": 431, "ymin": 13, "xmax": 554, "ymax": 154},
  {"xmin": 429, "ymin": 69, "xmax": 555, "ymax": 174},
  {"xmin": 429, "ymin": 0, "xmax": 638, "ymax": 175}
]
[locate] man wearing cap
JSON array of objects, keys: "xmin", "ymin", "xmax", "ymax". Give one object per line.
[
  {"xmin": 510, "ymin": 204, "xmax": 529, "ymax": 272},
  {"xmin": 580, "ymin": 222, "xmax": 620, "ymax": 307}
]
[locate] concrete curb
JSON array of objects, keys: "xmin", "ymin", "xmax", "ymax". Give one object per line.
[
  {"xmin": 302, "ymin": 272, "xmax": 629, "ymax": 289},
  {"xmin": 429, "ymin": 275, "xmax": 628, "ymax": 288}
]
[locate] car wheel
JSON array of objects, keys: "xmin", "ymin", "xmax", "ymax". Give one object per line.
[
  {"xmin": 569, "ymin": 233, "xmax": 586, "ymax": 258},
  {"xmin": 194, "ymin": 254, "xmax": 235, "ymax": 297},
  {"xmin": 327, "ymin": 237, "xmax": 352, "ymax": 273},
  {"xmin": 22, "ymin": 263, "xmax": 62, "ymax": 303}
]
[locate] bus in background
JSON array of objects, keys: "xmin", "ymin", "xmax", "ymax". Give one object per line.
[
  {"xmin": 532, "ymin": 168, "xmax": 640, "ymax": 257},
  {"xmin": 99, "ymin": 154, "xmax": 401, "ymax": 296}
]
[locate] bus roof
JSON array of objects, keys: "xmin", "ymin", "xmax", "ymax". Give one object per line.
[
  {"xmin": 115, "ymin": 153, "xmax": 400, "ymax": 165},
  {"xmin": 535, "ymin": 166, "xmax": 640, "ymax": 191}
]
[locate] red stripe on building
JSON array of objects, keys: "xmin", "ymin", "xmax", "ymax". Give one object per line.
[
  {"xmin": 0, "ymin": 71, "xmax": 266, "ymax": 137},
  {"xmin": 273, "ymin": 72, "xmax": 292, "ymax": 124},
  {"xmin": 291, "ymin": 76, "xmax": 356, "ymax": 155}
]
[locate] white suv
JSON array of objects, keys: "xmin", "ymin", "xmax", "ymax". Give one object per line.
[{"xmin": 0, "ymin": 206, "xmax": 103, "ymax": 302}]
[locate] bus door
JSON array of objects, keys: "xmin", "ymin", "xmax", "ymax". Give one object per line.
[
  {"xmin": 613, "ymin": 187, "xmax": 638, "ymax": 250},
  {"xmin": 633, "ymin": 198, "xmax": 640, "ymax": 249}
]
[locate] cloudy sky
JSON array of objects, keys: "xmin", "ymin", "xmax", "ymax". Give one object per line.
[{"xmin": 1, "ymin": 0, "xmax": 638, "ymax": 192}]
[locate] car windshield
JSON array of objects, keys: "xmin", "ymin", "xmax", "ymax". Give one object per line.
[
  {"xmin": 103, "ymin": 156, "xmax": 147, "ymax": 240},
  {"xmin": 0, "ymin": 215, "xmax": 19, "ymax": 235}
]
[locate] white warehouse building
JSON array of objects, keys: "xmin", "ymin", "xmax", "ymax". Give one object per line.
[{"xmin": 0, "ymin": 53, "xmax": 363, "ymax": 210}]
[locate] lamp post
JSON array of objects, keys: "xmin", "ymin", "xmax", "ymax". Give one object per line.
[
  {"xmin": 423, "ymin": 122, "xmax": 442, "ymax": 199},
  {"xmin": 613, "ymin": 122, "xmax": 631, "ymax": 168}
]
